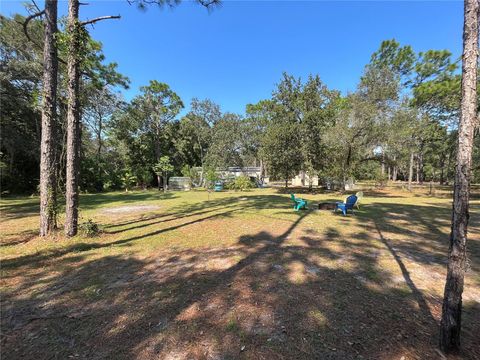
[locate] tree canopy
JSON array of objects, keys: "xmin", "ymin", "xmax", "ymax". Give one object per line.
[{"xmin": 1, "ymin": 8, "xmax": 475, "ymax": 194}]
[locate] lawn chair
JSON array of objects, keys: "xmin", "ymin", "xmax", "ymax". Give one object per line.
[
  {"xmin": 355, "ymin": 191, "xmax": 363, "ymax": 209},
  {"xmin": 334, "ymin": 194, "xmax": 357, "ymax": 216},
  {"xmin": 214, "ymin": 181, "xmax": 223, "ymax": 192},
  {"xmin": 290, "ymin": 194, "xmax": 308, "ymax": 211}
]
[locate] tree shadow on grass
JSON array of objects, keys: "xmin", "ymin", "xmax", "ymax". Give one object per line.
[
  {"xmin": 0, "ymin": 191, "xmax": 179, "ymax": 221},
  {"xmin": 1, "ymin": 194, "xmax": 291, "ymax": 271},
  {"xmin": 80, "ymin": 191, "xmax": 179, "ymax": 210},
  {"xmin": 0, "ymin": 230, "xmax": 37, "ymax": 247},
  {"xmin": 1, "ymin": 207, "xmax": 239, "ymax": 271},
  {"xmin": 363, "ymin": 202, "xmax": 480, "ymax": 273},
  {"xmin": 0, "ymin": 199, "xmax": 40, "ymax": 220},
  {"xmin": 2, "ymin": 207, "xmax": 479, "ymax": 359},
  {"xmin": 3, "ymin": 193, "xmax": 480, "ymax": 359},
  {"xmin": 373, "ymin": 221, "xmax": 436, "ymax": 325}
]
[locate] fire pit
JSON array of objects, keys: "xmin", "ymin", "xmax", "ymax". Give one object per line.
[{"xmin": 318, "ymin": 202, "xmax": 337, "ymax": 210}]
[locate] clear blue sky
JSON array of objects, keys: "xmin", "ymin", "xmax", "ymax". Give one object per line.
[{"xmin": 2, "ymin": 1, "xmax": 463, "ymax": 115}]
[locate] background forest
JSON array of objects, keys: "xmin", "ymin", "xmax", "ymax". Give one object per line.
[
  {"xmin": 1, "ymin": 13, "xmax": 478, "ymax": 195},
  {"xmin": 1, "ymin": 1, "xmax": 479, "ymax": 357}
]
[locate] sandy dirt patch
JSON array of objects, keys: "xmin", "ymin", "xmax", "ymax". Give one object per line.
[{"xmin": 101, "ymin": 205, "xmax": 160, "ymax": 214}]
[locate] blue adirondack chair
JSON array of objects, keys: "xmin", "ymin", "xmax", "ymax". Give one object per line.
[
  {"xmin": 290, "ymin": 194, "xmax": 308, "ymax": 211},
  {"xmin": 334, "ymin": 194, "xmax": 357, "ymax": 216}
]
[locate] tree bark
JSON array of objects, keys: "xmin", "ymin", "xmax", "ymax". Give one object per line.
[
  {"xmin": 440, "ymin": 0, "xmax": 479, "ymax": 352},
  {"xmin": 96, "ymin": 113, "xmax": 103, "ymax": 158},
  {"xmin": 440, "ymin": 158, "xmax": 446, "ymax": 185},
  {"xmin": 392, "ymin": 155, "xmax": 397, "ymax": 181},
  {"xmin": 416, "ymin": 156, "xmax": 420, "ymax": 183},
  {"xmin": 154, "ymin": 127, "xmax": 161, "ymax": 162},
  {"xmin": 259, "ymin": 158, "xmax": 264, "ymax": 184},
  {"xmin": 418, "ymin": 149, "xmax": 424, "ymax": 184},
  {"xmin": 65, "ymin": 0, "xmax": 81, "ymax": 237},
  {"xmin": 408, "ymin": 152, "xmax": 414, "ymax": 191},
  {"xmin": 39, "ymin": 0, "xmax": 59, "ymax": 236},
  {"xmin": 381, "ymin": 151, "xmax": 385, "ymax": 175}
]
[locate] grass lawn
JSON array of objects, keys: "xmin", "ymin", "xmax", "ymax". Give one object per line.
[{"xmin": 1, "ymin": 186, "xmax": 479, "ymax": 359}]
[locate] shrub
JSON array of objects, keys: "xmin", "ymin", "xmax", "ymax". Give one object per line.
[
  {"xmin": 79, "ymin": 219, "xmax": 100, "ymax": 237},
  {"xmin": 103, "ymin": 180, "xmax": 114, "ymax": 191},
  {"xmin": 228, "ymin": 175, "xmax": 254, "ymax": 191},
  {"xmin": 181, "ymin": 165, "xmax": 192, "ymax": 177},
  {"xmin": 137, "ymin": 169, "xmax": 153, "ymax": 189},
  {"xmin": 121, "ymin": 171, "xmax": 137, "ymax": 192}
]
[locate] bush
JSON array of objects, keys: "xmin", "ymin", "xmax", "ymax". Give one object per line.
[
  {"xmin": 227, "ymin": 175, "xmax": 254, "ymax": 191},
  {"xmin": 79, "ymin": 219, "xmax": 100, "ymax": 237},
  {"xmin": 121, "ymin": 171, "xmax": 137, "ymax": 192},
  {"xmin": 181, "ymin": 164, "xmax": 192, "ymax": 177},
  {"xmin": 137, "ymin": 169, "xmax": 153, "ymax": 190}
]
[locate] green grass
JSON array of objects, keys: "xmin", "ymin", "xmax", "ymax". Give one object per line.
[
  {"xmin": 1, "ymin": 185, "xmax": 480, "ymax": 359},
  {"xmin": 226, "ymin": 317, "xmax": 240, "ymax": 332}
]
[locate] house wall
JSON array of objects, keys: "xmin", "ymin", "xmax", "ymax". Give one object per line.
[
  {"xmin": 291, "ymin": 174, "xmax": 319, "ymax": 187},
  {"xmin": 168, "ymin": 177, "xmax": 192, "ymax": 191}
]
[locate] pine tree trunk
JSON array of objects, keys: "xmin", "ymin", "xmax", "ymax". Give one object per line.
[
  {"xmin": 440, "ymin": 0, "xmax": 479, "ymax": 352},
  {"xmin": 199, "ymin": 141, "xmax": 205, "ymax": 187},
  {"xmin": 39, "ymin": 0, "xmax": 59, "ymax": 236},
  {"xmin": 440, "ymin": 159, "xmax": 446, "ymax": 185},
  {"xmin": 418, "ymin": 151, "xmax": 424, "ymax": 184},
  {"xmin": 416, "ymin": 156, "xmax": 420, "ymax": 183},
  {"xmin": 381, "ymin": 152, "xmax": 385, "ymax": 175},
  {"xmin": 259, "ymin": 158, "xmax": 264, "ymax": 183},
  {"xmin": 97, "ymin": 115, "xmax": 102, "ymax": 158},
  {"xmin": 392, "ymin": 155, "xmax": 397, "ymax": 181},
  {"xmin": 96, "ymin": 116, "xmax": 103, "ymax": 189},
  {"xmin": 408, "ymin": 152, "xmax": 414, "ymax": 191},
  {"xmin": 65, "ymin": 0, "xmax": 81, "ymax": 237}
]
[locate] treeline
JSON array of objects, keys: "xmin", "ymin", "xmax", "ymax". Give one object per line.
[
  {"xmin": 2, "ymin": 0, "xmax": 219, "ymax": 237},
  {"xmin": 1, "ymin": 13, "xmax": 128, "ymax": 194},
  {"xmin": 2, "ymin": 13, "xmax": 479, "ymax": 196}
]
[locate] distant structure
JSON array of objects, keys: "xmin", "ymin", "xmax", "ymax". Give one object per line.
[
  {"xmin": 291, "ymin": 173, "xmax": 319, "ymax": 187},
  {"xmin": 291, "ymin": 172, "xmax": 355, "ymax": 190},
  {"xmin": 168, "ymin": 177, "xmax": 192, "ymax": 191},
  {"xmin": 193, "ymin": 166, "xmax": 269, "ymax": 185},
  {"xmin": 219, "ymin": 167, "xmax": 267, "ymax": 182}
]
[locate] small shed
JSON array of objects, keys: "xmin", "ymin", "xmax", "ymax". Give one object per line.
[{"xmin": 168, "ymin": 177, "xmax": 191, "ymax": 191}]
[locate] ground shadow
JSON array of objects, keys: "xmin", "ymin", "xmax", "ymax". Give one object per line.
[
  {"xmin": 2, "ymin": 206, "xmax": 479, "ymax": 359},
  {"xmin": 2, "ymin": 191, "xmax": 480, "ymax": 359}
]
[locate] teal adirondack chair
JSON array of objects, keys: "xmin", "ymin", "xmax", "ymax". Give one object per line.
[
  {"xmin": 290, "ymin": 194, "xmax": 308, "ymax": 211},
  {"xmin": 214, "ymin": 181, "xmax": 223, "ymax": 192}
]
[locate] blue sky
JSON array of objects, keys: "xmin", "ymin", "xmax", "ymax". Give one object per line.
[{"xmin": 2, "ymin": 1, "xmax": 463, "ymax": 115}]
